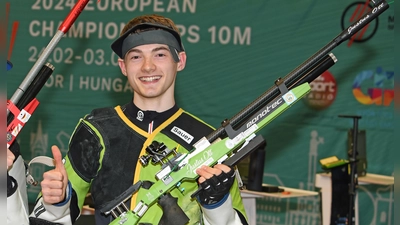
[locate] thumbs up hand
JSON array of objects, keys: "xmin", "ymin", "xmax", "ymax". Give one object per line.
[{"xmin": 41, "ymin": 145, "xmax": 69, "ymax": 204}]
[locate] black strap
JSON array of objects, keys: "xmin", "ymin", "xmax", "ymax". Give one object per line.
[
  {"xmin": 29, "ymin": 217, "xmax": 62, "ymax": 225},
  {"xmin": 7, "ymin": 172, "xmax": 18, "ymax": 197}
]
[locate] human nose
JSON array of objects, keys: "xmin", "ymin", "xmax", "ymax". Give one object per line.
[{"xmin": 142, "ymin": 57, "xmax": 156, "ymax": 73}]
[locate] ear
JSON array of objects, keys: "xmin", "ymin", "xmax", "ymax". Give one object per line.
[
  {"xmin": 118, "ymin": 58, "xmax": 128, "ymax": 77},
  {"xmin": 177, "ymin": 52, "xmax": 187, "ymax": 71}
]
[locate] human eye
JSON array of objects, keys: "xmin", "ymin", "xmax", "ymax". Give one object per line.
[
  {"xmin": 153, "ymin": 47, "xmax": 170, "ymax": 59},
  {"xmin": 131, "ymin": 55, "xmax": 140, "ymax": 60},
  {"xmin": 156, "ymin": 53, "xmax": 166, "ymax": 57},
  {"xmin": 127, "ymin": 53, "xmax": 141, "ymax": 61}
]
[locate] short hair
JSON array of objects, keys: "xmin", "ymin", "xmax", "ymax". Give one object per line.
[{"xmin": 120, "ymin": 14, "xmax": 181, "ymax": 37}]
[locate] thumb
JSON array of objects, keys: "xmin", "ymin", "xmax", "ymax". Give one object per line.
[{"xmin": 51, "ymin": 145, "xmax": 65, "ymax": 171}]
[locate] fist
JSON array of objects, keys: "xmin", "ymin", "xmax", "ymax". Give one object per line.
[
  {"xmin": 196, "ymin": 164, "xmax": 235, "ymax": 205},
  {"xmin": 196, "ymin": 164, "xmax": 232, "ymax": 184}
]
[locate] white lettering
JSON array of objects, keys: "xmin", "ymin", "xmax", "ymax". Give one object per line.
[
  {"xmin": 310, "ymin": 81, "xmax": 336, "ymax": 92},
  {"xmin": 111, "ymin": 0, "xmax": 123, "ymax": 11},
  {"xmin": 167, "ymin": 0, "xmax": 179, "ymax": 12},
  {"xmin": 183, "ymin": 0, "xmax": 196, "ymax": 13},
  {"xmin": 29, "ymin": 20, "xmax": 124, "ymax": 39},
  {"xmin": 69, "ymin": 22, "xmax": 84, "ymax": 38},
  {"xmin": 81, "ymin": 0, "xmax": 196, "ymax": 13},
  {"xmin": 125, "ymin": 0, "xmax": 138, "ymax": 11},
  {"xmin": 42, "ymin": 21, "xmax": 54, "ymax": 37},
  {"xmin": 86, "ymin": 22, "xmax": 97, "ymax": 38},
  {"xmin": 186, "ymin": 149, "xmax": 213, "ymax": 175},
  {"xmin": 29, "ymin": 20, "xmax": 41, "ymax": 37},
  {"xmin": 348, "ymin": 15, "xmax": 369, "ymax": 34},
  {"xmin": 171, "ymin": 126, "xmax": 194, "ymax": 144},
  {"xmin": 154, "ymin": 0, "xmax": 164, "ymax": 12},
  {"xmin": 97, "ymin": 0, "xmax": 109, "ymax": 11},
  {"xmin": 140, "ymin": 0, "xmax": 152, "ymax": 11},
  {"xmin": 45, "ymin": 74, "xmax": 64, "ymax": 88},
  {"xmin": 31, "ymin": 0, "xmax": 197, "ymax": 13},
  {"xmin": 188, "ymin": 25, "xmax": 200, "ymax": 43},
  {"xmin": 246, "ymin": 98, "xmax": 283, "ymax": 128},
  {"xmin": 78, "ymin": 76, "xmax": 133, "ymax": 93}
]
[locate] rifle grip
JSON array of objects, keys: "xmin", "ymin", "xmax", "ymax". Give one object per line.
[{"xmin": 158, "ymin": 193, "xmax": 189, "ymax": 225}]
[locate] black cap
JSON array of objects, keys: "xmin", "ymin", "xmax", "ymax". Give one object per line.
[{"xmin": 111, "ymin": 23, "xmax": 184, "ymax": 59}]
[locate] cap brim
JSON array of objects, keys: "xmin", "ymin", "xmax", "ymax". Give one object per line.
[
  {"xmin": 7, "ymin": 60, "xmax": 13, "ymax": 71},
  {"xmin": 111, "ymin": 23, "xmax": 183, "ymax": 58}
]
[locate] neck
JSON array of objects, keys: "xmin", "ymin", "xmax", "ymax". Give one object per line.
[{"xmin": 133, "ymin": 96, "xmax": 175, "ymax": 112}]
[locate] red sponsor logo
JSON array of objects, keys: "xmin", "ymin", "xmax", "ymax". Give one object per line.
[{"xmin": 303, "ymin": 71, "xmax": 337, "ymax": 110}]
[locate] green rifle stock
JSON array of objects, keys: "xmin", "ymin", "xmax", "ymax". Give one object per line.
[{"xmin": 105, "ymin": 82, "xmax": 311, "ymax": 225}]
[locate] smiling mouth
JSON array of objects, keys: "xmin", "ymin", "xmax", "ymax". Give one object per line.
[{"xmin": 139, "ymin": 76, "xmax": 161, "ymax": 82}]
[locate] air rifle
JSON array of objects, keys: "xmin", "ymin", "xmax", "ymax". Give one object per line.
[
  {"xmin": 6, "ymin": 0, "xmax": 93, "ymax": 149},
  {"xmin": 102, "ymin": 1, "xmax": 389, "ymax": 224},
  {"xmin": 7, "ymin": 63, "xmax": 54, "ymax": 149}
]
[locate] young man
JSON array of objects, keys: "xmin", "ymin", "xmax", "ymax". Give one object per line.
[
  {"xmin": 7, "ymin": 60, "xmax": 30, "ymax": 225},
  {"xmin": 7, "ymin": 143, "xmax": 30, "ymax": 225},
  {"xmin": 30, "ymin": 14, "xmax": 248, "ymax": 225}
]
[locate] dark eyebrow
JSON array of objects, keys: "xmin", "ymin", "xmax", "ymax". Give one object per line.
[
  {"xmin": 126, "ymin": 46, "xmax": 169, "ymax": 55},
  {"xmin": 126, "ymin": 48, "xmax": 141, "ymax": 55},
  {"xmin": 152, "ymin": 46, "xmax": 170, "ymax": 52}
]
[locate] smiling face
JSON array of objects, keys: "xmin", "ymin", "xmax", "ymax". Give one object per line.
[{"xmin": 118, "ymin": 43, "xmax": 186, "ymax": 111}]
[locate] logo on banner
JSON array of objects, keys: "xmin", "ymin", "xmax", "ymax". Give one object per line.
[
  {"xmin": 303, "ymin": 71, "xmax": 337, "ymax": 110},
  {"xmin": 352, "ymin": 66, "xmax": 394, "ymax": 106},
  {"xmin": 341, "ymin": 1, "xmax": 379, "ymax": 47}
]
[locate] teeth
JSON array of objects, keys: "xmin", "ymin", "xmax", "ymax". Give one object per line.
[{"xmin": 140, "ymin": 76, "xmax": 161, "ymax": 82}]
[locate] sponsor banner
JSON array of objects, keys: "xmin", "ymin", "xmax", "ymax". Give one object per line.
[{"xmin": 7, "ymin": 1, "xmax": 394, "ymax": 224}]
